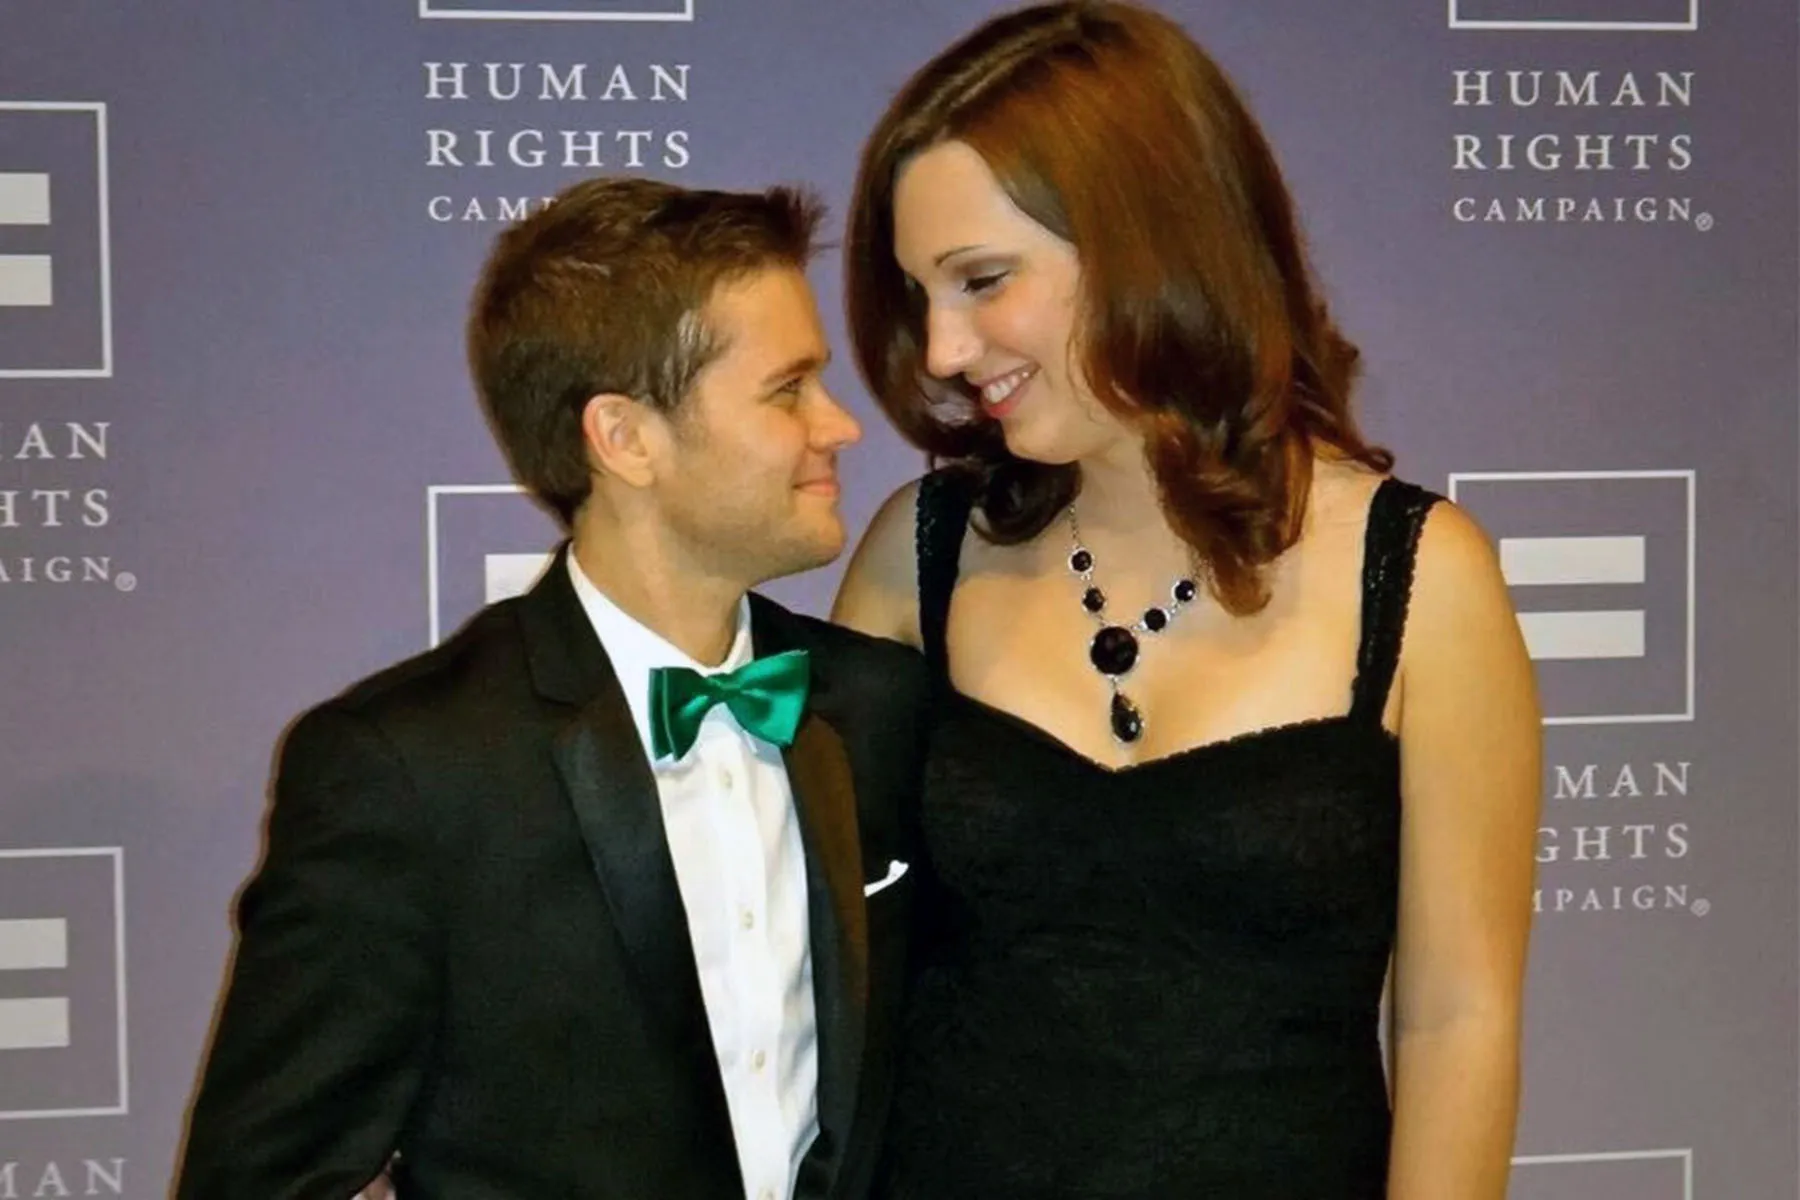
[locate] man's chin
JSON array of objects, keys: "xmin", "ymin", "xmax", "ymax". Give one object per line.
[
  {"xmin": 792, "ymin": 534, "xmax": 846, "ymax": 575},
  {"xmin": 788, "ymin": 521, "xmax": 848, "ymax": 574},
  {"xmin": 736, "ymin": 529, "xmax": 844, "ymax": 587}
]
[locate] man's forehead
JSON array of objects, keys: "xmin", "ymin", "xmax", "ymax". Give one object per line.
[
  {"xmin": 703, "ymin": 267, "xmax": 825, "ymax": 361},
  {"xmin": 704, "ymin": 263, "xmax": 815, "ymax": 314}
]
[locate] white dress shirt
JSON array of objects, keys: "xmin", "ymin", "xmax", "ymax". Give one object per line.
[{"xmin": 568, "ymin": 554, "xmax": 818, "ymax": 1200}]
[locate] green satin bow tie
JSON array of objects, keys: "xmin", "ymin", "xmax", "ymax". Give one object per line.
[{"xmin": 648, "ymin": 649, "xmax": 812, "ymax": 761}]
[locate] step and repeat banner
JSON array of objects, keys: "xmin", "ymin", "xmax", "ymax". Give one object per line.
[{"xmin": 0, "ymin": 1, "xmax": 1794, "ymax": 1196}]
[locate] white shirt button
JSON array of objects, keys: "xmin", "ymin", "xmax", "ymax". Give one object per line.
[
  {"xmin": 715, "ymin": 764, "xmax": 736, "ymax": 793},
  {"xmin": 751, "ymin": 1048, "xmax": 767, "ymax": 1072},
  {"xmin": 740, "ymin": 908, "xmax": 756, "ymax": 931},
  {"xmin": 758, "ymin": 1189, "xmax": 775, "ymax": 1200}
]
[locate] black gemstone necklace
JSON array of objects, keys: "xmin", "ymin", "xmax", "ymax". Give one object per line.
[{"xmin": 1066, "ymin": 506, "xmax": 1199, "ymax": 744}]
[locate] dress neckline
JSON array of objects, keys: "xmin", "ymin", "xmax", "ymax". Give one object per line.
[
  {"xmin": 949, "ymin": 686, "xmax": 1395, "ymax": 778},
  {"xmin": 916, "ymin": 472, "xmax": 1441, "ymax": 776}
]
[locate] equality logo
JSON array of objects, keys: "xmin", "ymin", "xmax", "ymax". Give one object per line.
[
  {"xmin": 1448, "ymin": 0, "xmax": 1698, "ymax": 31},
  {"xmin": 419, "ymin": 0, "xmax": 692, "ymax": 21},
  {"xmin": 0, "ymin": 848, "xmax": 128, "ymax": 1121},
  {"xmin": 1448, "ymin": 470, "xmax": 1695, "ymax": 726},
  {"xmin": 0, "ymin": 103, "xmax": 112, "ymax": 379},
  {"xmin": 1510, "ymin": 1148, "xmax": 1693, "ymax": 1199},
  {"xmin": 427, "ymin": 485, "xmax": 559, "ymax": 646}
]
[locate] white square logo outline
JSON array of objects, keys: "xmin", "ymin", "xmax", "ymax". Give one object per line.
[
  {"xmin": 428, "ymin": 483, "xmax": 560, "ymax": 646},
  {"xmin": 0, "ymin": 101, "xmax": 113, "ymax": 380},
  {"xmin": 419, "ymin": 0, "xmax": 693, "ymax": 22},
  {"xmin": 0, "ymin": 846, "xmax": 129, "ymax": 1121},
  {"xmin": 1446, "ymin": 469, "xmax": 1696, "ymax": 727},
  {"xmin": 1511, "ymin": 1148, "xmax": 1692, "ymax": 1200},
  {"xmin": 1447, "ymin": 0, "xmax": 1698, "ymax": 31}
]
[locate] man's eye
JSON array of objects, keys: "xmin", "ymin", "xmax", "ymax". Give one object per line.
[{"xmin": 775, "ymin": 377, "xmax": 805, "ymax": 397}]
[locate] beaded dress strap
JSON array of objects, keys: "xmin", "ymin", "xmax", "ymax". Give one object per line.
[
  {"xmin": 915, "ymin": 469, "xmax": 976, "ymax": 680},
  {"xmin": 1348, "ymin": 477, "xmax": 1443, "ymax": 725}
]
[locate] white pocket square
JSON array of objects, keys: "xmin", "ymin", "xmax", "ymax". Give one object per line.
[{"xmin": 863, "ymin": 859, "xmax": 909, "ymax": 897}]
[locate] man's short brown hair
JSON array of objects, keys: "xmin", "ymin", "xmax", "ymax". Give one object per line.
[{"xmin": 468, "ymin": 177, "xmax": 825, "ymax": 525}]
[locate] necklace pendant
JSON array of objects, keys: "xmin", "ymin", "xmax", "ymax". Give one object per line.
[
  {"xmin": 1065, "ymin": 506, "xmax": 1187, "ymax": 748},
  {"xmin": 1089, "ymin": 625, "xmax": 1140, "ymax": 676},
  {"xmin": 1110, "ymin": 692, "xmax": 1145, "ymax": 743}
]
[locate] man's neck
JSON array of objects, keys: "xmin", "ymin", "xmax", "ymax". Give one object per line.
[{"xmin": 570, "ymin": 520, "xmax": 746, "ymax": 668}]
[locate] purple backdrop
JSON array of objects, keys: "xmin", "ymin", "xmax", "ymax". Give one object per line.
[{"xmin": 0, "ymin": 1, "xmax": 1793, "ymax": 1195}]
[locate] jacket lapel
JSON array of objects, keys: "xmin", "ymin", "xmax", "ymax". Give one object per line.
[
  {"xmin": 517, "ymin": 562, "xmax": 867, "ymax": 1177},
  {"xmin": 520, "ymin": 547, "xmax": 718, "ymax": 1072},
  {"xmin": 750, "ymin": 595, "xmax": 868, "ymax": 1170}
]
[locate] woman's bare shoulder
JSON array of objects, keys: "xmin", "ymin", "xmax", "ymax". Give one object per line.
[{"xmin": 832, "ymin": 476, "xmax": 926, "ymax": 649}]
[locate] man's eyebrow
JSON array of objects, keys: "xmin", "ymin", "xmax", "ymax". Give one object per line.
[{"xmin": 759, "ymin": 351, "xmax": 831, "ymax": 388}]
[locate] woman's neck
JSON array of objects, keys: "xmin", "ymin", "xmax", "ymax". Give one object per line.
[{"xmin": 1071, "ymin": 439, "xmax": 1166, "ymax": 539}]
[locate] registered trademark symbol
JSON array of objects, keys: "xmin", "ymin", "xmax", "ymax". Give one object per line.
[
  {"xmin": 114, "ymin": 571, "xmax": 137, "ymax": 593},
  {"xmin": 1691, "ymin": 898, "xmax": 1710, "ymax": 917},
  {"xmin": 1694, "ymin": 212, "xmax": 1714, "ymax": 232}
]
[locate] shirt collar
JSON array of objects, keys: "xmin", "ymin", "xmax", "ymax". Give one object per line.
[{"xmin": 566, "ymin": 550, "xmax": 753, "ymax": 761}]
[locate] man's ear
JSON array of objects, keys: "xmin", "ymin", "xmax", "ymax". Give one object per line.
[{"xmin": 579, "ymin": 392, "xmax": 667, "ymax": 489}]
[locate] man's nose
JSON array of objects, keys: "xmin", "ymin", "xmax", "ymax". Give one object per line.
[{"xmin": 810, "ymin": 386, "xmax": 862, "ymax": 449}]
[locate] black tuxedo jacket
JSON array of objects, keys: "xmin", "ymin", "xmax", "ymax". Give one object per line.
[{"xmin": 176, "ymin": 550, "xmax": 927, "ymax": 1199}]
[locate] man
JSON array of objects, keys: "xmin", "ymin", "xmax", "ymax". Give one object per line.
[{"xmin": 176, "ymin": 178, "xmax": 926, "ymax": 1199}]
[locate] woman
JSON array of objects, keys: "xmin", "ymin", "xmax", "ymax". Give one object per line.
[{"xmin": 832, "ymin": 3, "xmax": 1540, "ymax": 1196}]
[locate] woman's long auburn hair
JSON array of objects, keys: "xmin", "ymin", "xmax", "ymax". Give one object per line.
[{"xmin": 845, "ymin": 1, "xmax": 1391, "ymax": 614}]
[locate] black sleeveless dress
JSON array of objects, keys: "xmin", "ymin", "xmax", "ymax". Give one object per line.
[{"xmin": 871, "ymin": 473, "xmax": 1441, "ymax": 1199}]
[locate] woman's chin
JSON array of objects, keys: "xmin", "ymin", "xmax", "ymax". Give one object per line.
[{"xmin": 997, "ymin": 420, "xmax": 1098, "ymax": 467}]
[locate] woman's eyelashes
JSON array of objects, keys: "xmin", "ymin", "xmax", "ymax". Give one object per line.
[
  {"xmin": 900, "ymin": 259, "xmax": 1013, "ymax": 302},
  {"xmin": 960, "ymin": 268, "xmax": 1010, "ymax": 296}
]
